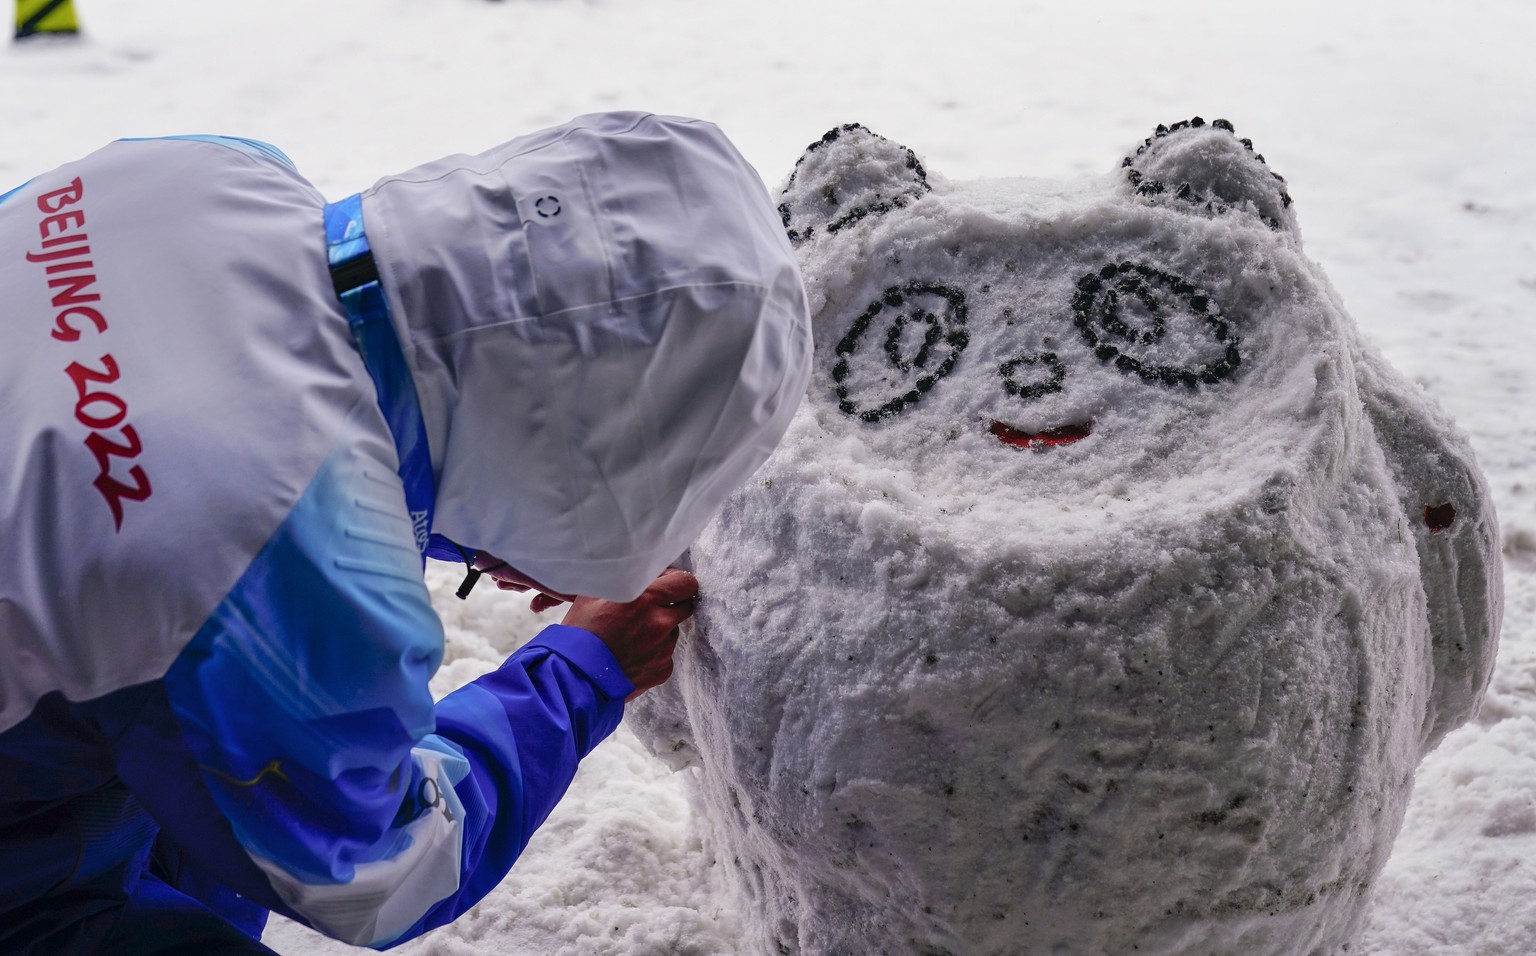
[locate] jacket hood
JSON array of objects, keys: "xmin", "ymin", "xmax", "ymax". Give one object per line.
[{"xmin": 361, "ymin": 112, "xmax": 811, "ymax": 601}]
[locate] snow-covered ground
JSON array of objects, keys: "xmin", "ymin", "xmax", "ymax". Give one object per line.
[{"xmin": 5, "ymin": 2, "xmax": 1533, "ymax": 953}]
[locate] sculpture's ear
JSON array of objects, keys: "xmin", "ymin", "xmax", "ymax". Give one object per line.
[
  {"xmin": 1353, "ymin": 346, "xmax": 1501, "ymax": 753},
  {"xmin": 1123, "ymin": 117, "xmax": 1297, "ymax": 232},
  {"xmin": 779, "ymin": 124, "xmax": 930, "ymax": 246}
]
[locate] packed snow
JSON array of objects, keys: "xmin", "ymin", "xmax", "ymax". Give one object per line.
[
  {"xmin": 4, "ymin": 1, "xmax": 1534, "ymax": 954},
  {"xmin": 628, "ymin": 119, "xmax": 1501, "ymax": 955}
]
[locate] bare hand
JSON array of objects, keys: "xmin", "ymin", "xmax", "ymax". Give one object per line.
[
  {"xmin": 473, "ymin": 551, "xmax": 576, "ymax": 613},
  {"xmin": 560, "ymin": 568, "xmax": 699, "ymax": 701}
]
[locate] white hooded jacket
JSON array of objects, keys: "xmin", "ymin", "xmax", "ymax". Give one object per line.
[{"xmin": 364, "ymin": 111, "xmax": 811, "ymax": 600}]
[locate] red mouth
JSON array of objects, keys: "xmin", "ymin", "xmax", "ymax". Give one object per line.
[{"xmin": 990, "ymin": 419, "xmax": 1094, "ymax": 449}]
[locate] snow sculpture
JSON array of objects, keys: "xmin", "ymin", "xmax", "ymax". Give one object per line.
[{"xmin": 630, "ymin": 119, "xmax": 1503, "ymax": 955}]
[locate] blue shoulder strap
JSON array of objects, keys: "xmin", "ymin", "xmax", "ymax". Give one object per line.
[{"xmin": 323, "ymin": 194, "xmax": 436, "ymax": 559}]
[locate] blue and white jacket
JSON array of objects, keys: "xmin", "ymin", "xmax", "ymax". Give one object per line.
[{"xmin": 0, "ymin": 114, "xmax": 810, "ymax": 949}]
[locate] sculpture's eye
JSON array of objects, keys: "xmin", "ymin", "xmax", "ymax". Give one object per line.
[
  {"xmin": 832, "ymin": 282, "xmax": 969, "ymax": 421},
  {"xmin": 1071, "ymin": 262, "xmax": 1241, "ymax": 388}
]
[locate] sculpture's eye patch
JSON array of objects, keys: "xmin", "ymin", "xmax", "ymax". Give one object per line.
[
  {"xmin": 1072, "ymin": 262, "xmax": 1242, "ymax": 388},
  {"xmin": 832, "ymin": 282, "xmax": 969, "ymax": 422},
  {"xmin": 833, "ymin": 263, "xmax": 1241, "ymax": 426}
]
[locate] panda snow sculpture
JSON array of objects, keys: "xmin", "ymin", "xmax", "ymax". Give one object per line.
[{"xmin": 629, "ymin": 119, "xmax": 1502, "ymax": 956}]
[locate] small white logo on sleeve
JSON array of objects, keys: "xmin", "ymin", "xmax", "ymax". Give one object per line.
[{"xmin": 411, "ymin": 509, "xmax": 430, "ymax": 551}]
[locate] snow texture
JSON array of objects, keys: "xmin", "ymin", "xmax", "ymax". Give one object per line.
[{"xmin": 628, "ymin": 120, "xmax": 1503, "ymax": 955}]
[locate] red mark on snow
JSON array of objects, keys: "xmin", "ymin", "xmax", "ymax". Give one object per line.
[
  {"xmin": 1424, "ymin": 502, "xmax": 1456, "ymax": 534},
  {"xmin": 990, "ymin": 419, "xmax": 1093, "ymax": 449}
]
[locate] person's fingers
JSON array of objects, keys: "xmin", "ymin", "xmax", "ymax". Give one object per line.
[
  {"xmin": 639, "ymin": 626, "xmax": 681, "ymax": 671},
  {"xmin": 654, "ymin": 600, "xmax": 696, "ymax": 630},
  {"xmin": 649, "ymin": 568, "xmax": 700, "ymax": 605},
  {"xmin": 625, "ymin": 658, "xmax": 675, "ymax": 702},
  {"xmin": 530, "ymin": 592, "xmax": 566, "ymax": 614},
  {"xmin": 479, "ymin": 559, "xmax": 578, "ymax": 603},
  {"xmin": 471, "ymin": 551, "xmax": 508, "ymax": 572}
]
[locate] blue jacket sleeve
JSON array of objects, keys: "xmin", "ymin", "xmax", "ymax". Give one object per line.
[
  {"xmin": 393, "ymin": 625, "xmax": 631, "ymax": 941},
  {"xmin": 155, "ymin": 441, "xmax": 632, "ymax": 948}
]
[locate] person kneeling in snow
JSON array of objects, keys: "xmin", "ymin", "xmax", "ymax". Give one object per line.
[{"xmin": 0, "ymin": 112, "xmax": 811, "ymax": 954}]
